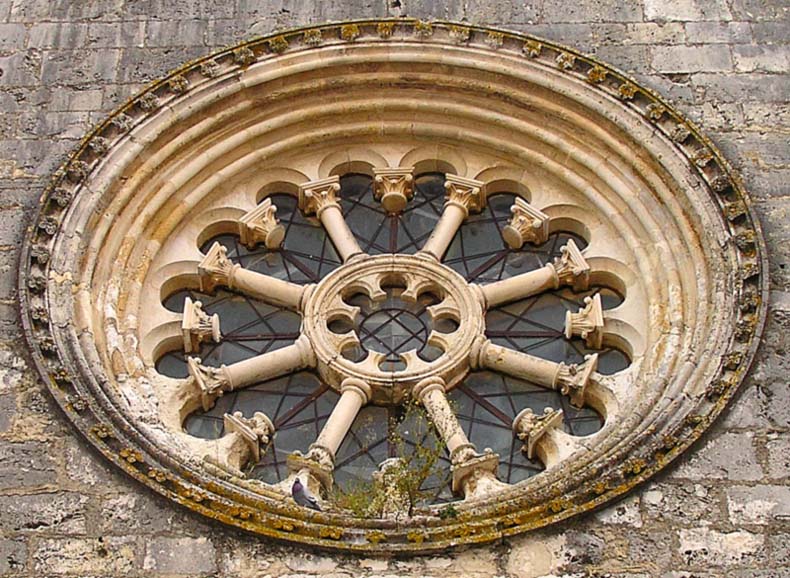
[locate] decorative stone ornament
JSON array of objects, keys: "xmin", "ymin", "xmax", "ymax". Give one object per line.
[
  {"xmin": 373, "ymin": 167, "xmax": 415, "ymax": 213},
  {"xmin": 20, "ymin": 20, "xmax": 767, "ymax": 553},
  {"xmin": 565, "ymin": 294, "xmax": 604, "ymax": 349},
  {"xmin": 513, "ymin": 407, "xmax": 565, "ymax": 461},
  {"xmin": 502, "ymin": 197, "xmax": 551, "ymax": 248},
  {"xmin": 222, "ymin": 410, "xmax": 275, "ymax": 470},
  {"xmin": 553, "ymin": 239, "xmax": 590, "ymax": 292},
  {"xmin": 187, "ymin": 357, "xmax": 230, "ymax": 411},
  {"xmin": 238, "ymin": 198, "xmax": 286, "ymax": 249},
  {"xmin": 198, "ymin": 242, "xmax": 236, "ymax": 293},
  {"xmin": 181, "ymin": 297, "xmax": 221, "ymax": 353}
]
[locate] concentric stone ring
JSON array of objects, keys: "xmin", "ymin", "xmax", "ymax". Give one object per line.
[
  {"xmin": 20, "ymin": 20, "xmax": 767, "ymax": 552},
  {"xmin": 303, "ymin": 253, "xmax": 485, "ymax": 404}
]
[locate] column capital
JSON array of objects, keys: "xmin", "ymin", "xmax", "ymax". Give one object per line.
[
  {"xmin": 198, "ymin": 242, "xmax": 238, "ymax": 293},
  {"xmin": 565, "ymin": 294, "xmax": 604, "ymax": 349},
  {"xmin": 412, "ymin": 376, "xmax": 446, "ymax": 402},
  {"xmin": 340, "ymin": 377, "xmax": 372, "ymax": 404},
  {"xmin": 187, "ymin": 357, "xmax": 230, "ymax": 411},
  {"xmin": 238, "ymin": 198, "xmax": 285, "ymax": 249},
  {"xmin": 502, "ymin": 197, "xmax": 550, "ymax": 248},
  {"xmin": 373, "ymin": 167, "xmax": 414, "ymax": 213},
  {"xmin": 556, "ymin": 353, "xmax": 598, "ymax": 407},
  {"xmin": 182, "ymin": 297, "xmax": 221, "ymax": 353},
  {"xmin": 450, "ymin": 448, "xmax": 503, "ymax": 496},
  {"xmin": 444, "ymin": 174, "xmax": 487, "ymax": 216},
  {"xmin": 299, "ymin": 176, "xmax": 342, "ymax": 217},
  {"xmin": 551, "ymin": 239, "xmax": 590, "ymax": 292},
  {"xmin": 513, "ymin": 407, "xmax": 564, "ymax": 459},
  {"xmin": 223, "ymin": 410, "xmax": 275, "ymax": 464}
]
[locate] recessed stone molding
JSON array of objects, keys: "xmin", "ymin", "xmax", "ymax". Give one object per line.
[{"xmin": 19, "ymin": 20, "xmax": 768, "ymax": 553}]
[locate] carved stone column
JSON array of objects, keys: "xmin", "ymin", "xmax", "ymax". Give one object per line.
[
  {"xmin": 565, "ymin": 293, "xmax": 604, "ymax": 349},
  {"xmin": 413, "ymin": 376, "xmax": 506, "ymax": 498},
  {"xmin": 310, "ymin": 377, "xmax": 371, "ymax": 464},
  {"xmin": 238, "ymin": 198, "xmax": 285, "ymax": 249},
  {"xmin": 478, "ymin": 263, "xmax": 556, "ymax": 308},
  {"xmin": 187, "ymin": 334, "xmax": 316, "ymax": 410},
  {"xmin": 299, "ymin": 176, "xmax": 363, "ymax": 262},
  {"xmin": 181, "ymin": 297, "xmax": 221, "ymax": 353},
  {"xmin": 419, "ymin": 175, "xmax": 486, "ymax": 260},
  {"xmin": 287, "ymin": 377, "xmax": 372, "ymax": 492},
  {"xmin": 198, "ymin": 242, "xmax": 309, "ymax": 310},
  {"xmin": 477, "ymin": 239, "xmax": 590, "ymax": 308},
  {"xmin": 373, "ymin": 167, "xmax": 414, "ymax": 213},
  {"xmin": 502, "ymin": 198, "xmax": 550, "ymax": 248},
  {"xmin": 473, "ymin": 338, "xmax": 598, "ymax": 407}
]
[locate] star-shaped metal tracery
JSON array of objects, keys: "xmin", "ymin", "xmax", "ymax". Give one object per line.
[{"xmin": 157, "ymin": 170, "xmax": 630, "ymax": 506}]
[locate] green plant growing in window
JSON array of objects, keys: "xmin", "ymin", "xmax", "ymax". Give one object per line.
[{"xmin": 333, "ymin": 397, "xmax": 452, "ymax": 518}]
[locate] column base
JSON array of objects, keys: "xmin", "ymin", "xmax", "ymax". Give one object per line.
[
  {"xmin": 287, "ymin": 451, "xmax": 334, "ymax": 493},
  {"xmin": 451, "ymin": 449, "xmax": 502, "ymax": 497}
]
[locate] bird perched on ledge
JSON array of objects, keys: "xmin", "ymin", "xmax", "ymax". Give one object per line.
[{"xmin": 292, "ymin": 478, "xmax": 321, "ymax": 511}]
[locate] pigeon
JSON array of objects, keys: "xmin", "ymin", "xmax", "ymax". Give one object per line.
[{"xmin": 292, "ymin": 478, "xmax": 321, "ymax": 511}]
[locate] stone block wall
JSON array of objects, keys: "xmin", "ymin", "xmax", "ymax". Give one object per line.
[{"xmin": 0, "ymin": 1, "xmax": 788, "ymax": 576}]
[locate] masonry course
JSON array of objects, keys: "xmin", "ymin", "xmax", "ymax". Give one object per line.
[{"xmin": 0, "ymin": 1, "xmax": 788, "ymax": 576}]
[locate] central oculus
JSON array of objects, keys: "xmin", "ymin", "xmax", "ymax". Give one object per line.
[{"xmin": 302, "ymin": 253, "xmax": 485, "ymax": 405}]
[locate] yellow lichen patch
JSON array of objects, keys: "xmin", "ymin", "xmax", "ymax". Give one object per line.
[
  {"xmin": 268, "ymin": 36, "xmax": 288, "ymax": 53},
  {"xmin": 319, "ymin": 526, "xmax": 343, "ymax": 540},
  {"xmin": 548, "ymin": 498, "xmax": 571, "ymax": 513},
  {"xmin": 377, "ymin": 22, "xmax": 395, "ymax": 37},
  {"xmin": 340, "ymin": 24, "xmax": 361, "ymax": 41},
  {"xmin": 270, "ymin": 517, "xmax": 297, "ymax": 532},
  {"xmin": 366, "ymin": 530, "xmax": 386, "ymax": 544},
  {"xmin": 119, "ymin": 448, "xmax": 143, "ymax": 464},
  {"xmin": 147, "ymin": 468, "xmax": 168, "ymax": 483},
  {"xmin": 407, "ymin": 530, "xmax": 427, "ymax": 544},
  {"xmin": 91, "ymin": 424, "xmax": 113, "ymax": 439}
]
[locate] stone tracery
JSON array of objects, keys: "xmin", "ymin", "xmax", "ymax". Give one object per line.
[
  {"xmin": 21, "ymin": 20, "xmax": 767, "ymax": 552},
  {"xmin": 169, "ymin": 172, "xmax": 623, "ymax": 505}
]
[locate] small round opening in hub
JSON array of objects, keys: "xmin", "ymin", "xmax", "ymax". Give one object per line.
[{"xmin": 345, "ymin": 288, "xmax": 444, "ymax": 371}]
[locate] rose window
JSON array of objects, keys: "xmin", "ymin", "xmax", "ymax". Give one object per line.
[
  {"xmin": 23, "ymin": 21, "xmax": 766, "ymax": 552},
  {"xmin": 154, "ymin": 174, "xmax": 625, "ymax": 502}
]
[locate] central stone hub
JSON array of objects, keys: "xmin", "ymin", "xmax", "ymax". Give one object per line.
[{"xmin": 302, "ymin": 254, "xmax": 485, "ymax": 405}]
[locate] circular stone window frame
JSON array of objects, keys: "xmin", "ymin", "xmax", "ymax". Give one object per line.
[{"xmin": 19, "ymin": 19, "xmax": 768, "ymax": 553}]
